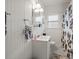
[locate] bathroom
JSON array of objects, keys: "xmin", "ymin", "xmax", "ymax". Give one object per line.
[{"xmin": 5, "ymin": 0, "xmax": 73, "ymax": 59}]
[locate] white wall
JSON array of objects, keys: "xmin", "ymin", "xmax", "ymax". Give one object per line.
[
  {"xmin": 43, "ymin": 5, "xmax": 64, "ymax": 47},
  {"xmin": 42, "ymin": 0, "xmax": 71, "ymax": 48},
  {"xmin": 5, "ymin": 0, "xmax": 32, "ymax": 59}
]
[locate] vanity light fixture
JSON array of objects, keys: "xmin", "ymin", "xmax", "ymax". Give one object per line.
[
  {"xmin": 33, "ymin": 3, "xmax": 41, "ymax": 9},
  {"xmin": 34, "ymin": 8, "xmax": 44, "ymax": 13},
  {"xmin": 33, "ymin": 4, "xmax": 37, "ymax": 9},
  {"xmin": 36, "ymin": 3, "xmax": 41, "ymax": 9},
  {"xmin": 34, "ymin": 8, "xmax": 39, "ymax": 12},
  {"xmin": 33, "ymin": 2, "xmax": 44, "ymax": 13},
  {"xmin": 39, "ymin": 8, "xmax": 44, "ymax": 12}
]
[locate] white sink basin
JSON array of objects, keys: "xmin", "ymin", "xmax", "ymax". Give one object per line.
[{"xmin": 36, "ymin": 36, "xmax": 51, "ymax": 41}]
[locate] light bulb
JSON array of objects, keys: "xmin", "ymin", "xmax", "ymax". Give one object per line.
[
  {"xmin": 36, "ymin": 3, "xmax": 41, "ymax": 9},
  {"xmin": 33, "ymin": 4, "xmax": 37, "ymax": 9},
  {"xmin": 34, "ymin": 9, "xmax": 39, "ymax": 12},
  {"xmin": 40, "ymin": 8, "xmax": 44, "ymax": 12}
]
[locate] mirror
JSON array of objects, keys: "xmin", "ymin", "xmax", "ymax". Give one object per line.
[{"xmin": 32, "ymin": 0, "xmax": 45, "ymax": 36}]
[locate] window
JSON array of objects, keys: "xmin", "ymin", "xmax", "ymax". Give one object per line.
[
  {"xmin": 48, "ymin": 15, "xmax": 58, "ymax": 21},
  {"xmin": 48, "ymin": 15, "xmax": 59, "ymax": 28}
]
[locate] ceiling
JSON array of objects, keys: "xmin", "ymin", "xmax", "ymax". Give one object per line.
[
  {"xmin": 39, "ymin": 0, "xmax": 71, "ymax": 6},
  {"xmin": 34, "ymin": 0, "xmax": 71, "ymax": 14}
]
